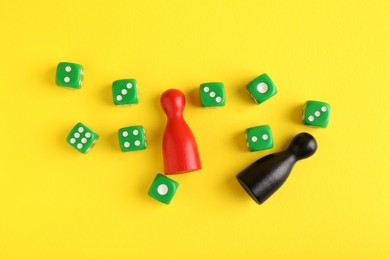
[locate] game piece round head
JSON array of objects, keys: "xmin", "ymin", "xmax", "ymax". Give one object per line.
[
  {"xmin": 161, "ymin": 89, "xmax": 186, "ymax": 117},
  {"xmin": 287, "ymin": 132, "xmax": 317, "ymax": 160}
]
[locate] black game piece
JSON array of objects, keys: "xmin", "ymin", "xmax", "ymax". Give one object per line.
[{"xmin": 236, "ymin": 132, "xmax": 317, "ymax": 204}]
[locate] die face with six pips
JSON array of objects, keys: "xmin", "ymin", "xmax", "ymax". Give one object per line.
[
  {"xmin": 66, "ymin": 122, "xmax": 99, "ymax": 154},
  {"xmin": 58, "ymin": 64, "xmax": 329, "ymax": 205}
]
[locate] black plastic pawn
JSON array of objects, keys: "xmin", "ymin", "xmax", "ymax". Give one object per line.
[{"xmin": 236, "ymin": 132, "xmax": 317, "ymax": 204}]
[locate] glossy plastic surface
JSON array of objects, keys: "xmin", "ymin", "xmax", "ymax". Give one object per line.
[
  {"xmin": 237, "ymin": 132, "xmax": 317, "ymax": 204},
  {"xmin": 161, "ymin": 89, "xmax": 202, "ymax": 174}
]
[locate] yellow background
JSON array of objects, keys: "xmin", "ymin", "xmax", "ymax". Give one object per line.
[{"xmin": 1, "ymin": 0, "xmax": 389, "ymax": 259}]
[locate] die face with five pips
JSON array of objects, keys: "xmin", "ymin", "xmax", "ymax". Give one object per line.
[
  {"xmin": 112, "ymin": 79, "xmax": 139, "ymax": 105},
  {"xmin": 118, "ymin": 125, "xmax": 146, "ymax": 152},
  {"xmin": 148, "ymin": 174, "xmax": 179, "ymax": 204},
  {"xmin": 56, "ymin": 62, "xmax": 84, "ymax": 89},
  {"xmin": 66, "ymin": 122, "xmax": 99, "ymax": 153},
  {"xmin": 246, "ymin": 73, "xmax": 277, "ymax": 104},
  {"xmin": 303, "ymin": 101, "xmax": 330, "ymax": 128},
  {"xmin": 246, "ymin": 125, "xmax": 274, "ymax": 152},
  {"xmin": 200, "ymin": 82, "xmax": 226, "ymax": 107}
]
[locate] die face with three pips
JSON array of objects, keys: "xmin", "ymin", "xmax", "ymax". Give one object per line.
[
  {"xmin": 56, "ymin": 62, "xmax": 84, "ymax": 89},
  {"xmin": 303, "ymin": 101, "xmax": 330, "ymax": 128},
  {"xmin": 200, "ymin": 82, "xmax": 226, "ymax": 107},
  {"xmin": 148, "ymin": 174, "xmax": 179, "ymax": 204},
  {"xmin": 246, "ymin": 125, "xmax": 274, "ymax": 152},
  {"xmin": 112, "ymin": 79, "xmax": 139, "ymax": 105},
  {"xmin": 66, "ymin": 122, "xmax": 99, "ymax": 153},
  {"xmin": 246, "ymin": 73, "xmax": 277, "ymax": 104},
  {"xmin": 118, "ymin": 125, "xmax": 146, "ymax": 152},
  {"xmin": 57, "ymin": 63, "xmax": 328, "ymax": 206}
]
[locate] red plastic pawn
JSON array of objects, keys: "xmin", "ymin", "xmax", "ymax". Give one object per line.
[{"xmin": 161, "ymin": 89, "xmax": 202, "ymax": 174}]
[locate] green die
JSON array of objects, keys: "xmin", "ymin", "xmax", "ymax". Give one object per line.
[
  {"xmin": 118, "ymin": 125, "xmax": 146, "ymax": 152},
  {"xmin": 56, "ymin": 62, "xmax": 84, "ymax": 89},
  {"xmin": 66, "ymin": 123, "xmax": 98, "ymax": 154},
  {"xmin": 303, "ymin": 100, "xmax": 330, "ymax": 128},
  {"xmin": 112, "ymin": 79, "xmax": 139, "ymax": 105},
  {"xmin": 246, "ymin": 73, "xmax": 277, "ymax": 104},
  {"xmin": 246, "ymin": 125, "xmax": 273, "ymax": 152},
  {"xmin": 200, "ymin": 82, "xmax": 225, "ymax": 107},
  {"xmin": 148, "ymin": 174, "xmax": 179, "ymax": 205}
]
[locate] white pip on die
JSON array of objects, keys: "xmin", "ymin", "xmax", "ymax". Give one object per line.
[{"xmin": 112, "ymin": 79, "xmax": 139, "ymax": 105}]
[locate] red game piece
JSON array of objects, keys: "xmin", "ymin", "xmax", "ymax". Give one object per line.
[{"xmin": 161, "ymin": 89, "xmax": 202, "ymax": 174}]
